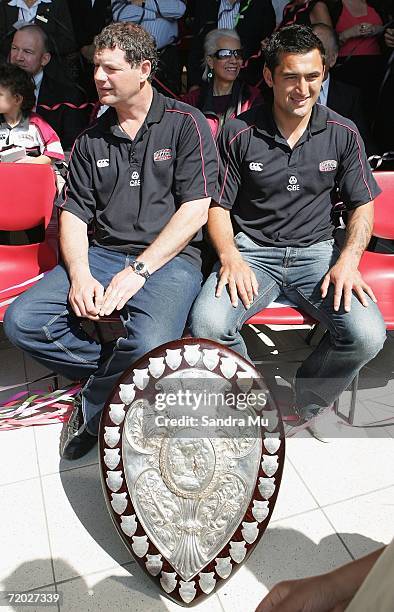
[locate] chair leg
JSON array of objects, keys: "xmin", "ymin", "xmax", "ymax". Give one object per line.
[
  {"xmin": 306, "ymin": 323, "xmax": 319, "ymax": 346},
  {"xmin": 94, "ymin": 321, "xmax": 106, "ymax": 345},
  {"xmin": 348, "ymin": 372, "xmax": 359, "ymax": 426},
  {"xmin": 334, "ymin": 372, "xmax": 359, "ymax": 425},
  {"xmin": 52, "ymin": 374, "xmax": 59, "ymax": 391}
]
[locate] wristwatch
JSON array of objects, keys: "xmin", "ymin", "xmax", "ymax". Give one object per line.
[{"xmin": 130, "ymin": 260, "xmax": 150, "ymax": 280}]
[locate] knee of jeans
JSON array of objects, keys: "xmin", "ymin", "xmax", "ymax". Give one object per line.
[
  {"xmin": 3, "ymin": 300, "xmax": 25, "ymax": 347},
  {"xmin": 189, "ymin": 305, "xmax": 235, "ymax": 342},
  {"xmin": 350, "ymin": 320, "xmax": 386, "ymax": 361},
  {"xmin": 3, "ymin": 298, "xmax": 39, "ymax": 349}
]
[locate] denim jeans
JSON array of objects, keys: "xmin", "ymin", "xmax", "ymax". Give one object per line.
[
  {"xmin": 4, "ymin": 246, "xmax": 202, "ymax": 434},
  {"xmin": 189, "ymin": 233, "xmax": 386, "ymax": 418}
]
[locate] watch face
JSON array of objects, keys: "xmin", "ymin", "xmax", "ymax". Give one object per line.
[{"xmin": 135, "ymin": 262, "xmax": 144, "ymax": 273}]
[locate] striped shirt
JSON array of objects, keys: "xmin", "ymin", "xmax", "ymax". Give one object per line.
[
  {"xmin": 0, "ymin": 112, "xmax": 64, "ymax": 160},
  {"xmin": 217, "ymin": 0, "xmax": 240, "ymax": 29},
  {"xmin": 111, "ymin": 0, "xmax": 186, "ymax": 49}
]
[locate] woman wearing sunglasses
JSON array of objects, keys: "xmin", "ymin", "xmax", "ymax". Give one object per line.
[{"xmin": 182, "ymin": 28, "xmax": 262, "ymax": 140}]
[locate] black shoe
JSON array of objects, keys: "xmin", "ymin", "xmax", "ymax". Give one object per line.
[{"xmin": 60, "ymin": 398, "xmax": 97, "ymax": 460}]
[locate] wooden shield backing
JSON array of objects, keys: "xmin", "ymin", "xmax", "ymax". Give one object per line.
[{"xmin": 99, "ymin": 338, "xmax": 285, "ymax": 606}]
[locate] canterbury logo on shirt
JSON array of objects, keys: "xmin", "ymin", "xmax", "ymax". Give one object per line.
[
  {"xmin": 97, "ymin": 158, "xmax": 109, "ymax": 168},
  {"xmin": 249, "ymin": 162, "xmax": 263, "ymax": 171}
]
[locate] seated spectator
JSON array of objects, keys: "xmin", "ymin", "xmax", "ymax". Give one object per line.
[
  {"xmin": 10, "ymin": 25, "xmax": 89, "ymax": 151},
  {"xmin": 0, "ymin": 0, "xmax": 78, "ymax": 82},
  {"xmin": 312, "ymin": 22, "xmax": 375, "ymax": 152},
  {"xmin": 67, "ymin": 0, "xmax": 111, "ymax": 100},
  {"xmin": 278, "ymin": 0, "xmax": 332, "ymax": 28},
  {"xmin": 257, "ymin": 542, "xmax": 392, "ymax": 611},
  {"xmin": 182, "ymin": 29, "xmax": 262, "ymax": 140},
  {"xmin": 0, "ymin": 63, "xmax": 64, "ymax": 163},
  {"xmin": 373, "ymin": 24, "xmax": 394, "ymax": 154},
  {"xmin": 0, "ymin": 62, "xmax": 63, "ymax": 245},
  {"xmin": 188, "ymin": 0, "xmax": 276, "ymax": 89},
  {"xmin": 328, "ymin": 0, "xmax": 386, "ymax": 122},
  {"xmin": 111, "ymin": 0, "xmax": 186, "ymax": 95}
]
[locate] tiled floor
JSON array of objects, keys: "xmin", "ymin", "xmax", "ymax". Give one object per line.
[{"xmin": 0, "ymin": 326, "xmax": 393, "ymax": 612}]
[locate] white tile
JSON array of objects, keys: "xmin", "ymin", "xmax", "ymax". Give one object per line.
[
  {"xmin": 0, "ymin": 428, "xmax": 39, "ymax": 484},
  {"xmin": 58, "ymin": 564, "xmax": 224, "ymax": 612},
  {"xmin": 216, "ymin": 509, "xmax": 351, "ymax": 612},
  {"xmin": 0, "ymin": 479, "xmax": 53, "ymax": 592},
  {"xmin": 41, "ymin": 465, "xmax": 131, "ymax": 582},
  {"xmin": 323, "ymin": 486, "xmax": 394, "ymax": 558},
  {"xmin": 271, "ymin": 459, "xmax": 318, "ymax": 522},
  {"xmin": 34, "ymin": 423, "xmax": 98, "ymax": 476},
  {"xmin": 285, "ymin": 436, "xmax": 394, "ymax": 506}
]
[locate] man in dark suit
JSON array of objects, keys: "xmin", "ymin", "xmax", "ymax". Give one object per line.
[
  {"xmin": 10, "ymin": 25, "xmax": 89, "ymax": 150},
  {"xmin": 187, "ymin": 0, "xmax": 276, "ymax": 89},
  {"xmin": 67, "ymin": 0, "xmax": 111, "ymax": 100},
  {"xmin": 312, "ymin": 22, "xmax": 374, "ymax": 153},
  {"xmin": 0, "ymin": 0, "xmax": 77, "ymax": 82}
]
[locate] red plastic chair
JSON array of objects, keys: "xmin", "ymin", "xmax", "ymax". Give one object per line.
[
  {"xmin": 245, "ymin": 171, "xmax": 394, "ymax": 424},
  {"xmin": 0, "ymin": 164, "xmax": 58, "ymax": 322}
]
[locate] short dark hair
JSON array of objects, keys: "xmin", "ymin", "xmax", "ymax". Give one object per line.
[
  {"xmin": 265, "ymin": 25, "xmax": 325, "ymax": 74},
  {"xmin": 15, "ymin": 24, "xmax": 51, "ymax": 54},
  {"xmin": 0, "ymin": 63, "xmax": 35, "ymax": 115},
  {"xmin": 94, "ymin": 22, "xmax": 158, "ymax": 81}
]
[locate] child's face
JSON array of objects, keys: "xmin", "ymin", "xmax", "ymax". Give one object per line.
[{"xmin": 0, "ymin": 86, "xmax": 20, "ymax": 116}]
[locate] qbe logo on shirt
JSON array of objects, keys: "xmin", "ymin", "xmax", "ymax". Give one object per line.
[
  {"xmin": 287, "ymin": 175, "xmax": 300, "ymax": 191},
  {"xmin": 130, "ymin": 171, "xmax": 140, "ymax": 187}
]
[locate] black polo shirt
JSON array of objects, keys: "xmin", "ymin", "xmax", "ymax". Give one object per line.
[
  {"xmin": 215, "ymin": 103, "xmax": 381, "ymax": 247},
  {"xmin": 58, "ymin": 90, "xmax": 217, "ymax": 267}
]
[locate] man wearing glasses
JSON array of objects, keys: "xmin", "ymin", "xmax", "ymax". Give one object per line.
[{"xmin": 188, "ymin": 0, "xmax": 276, "ymax": 89}]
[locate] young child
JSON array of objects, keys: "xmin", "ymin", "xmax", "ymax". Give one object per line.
[{"xmin": 0, "ymin": 63, "xmax": 64, "ymax": 164}]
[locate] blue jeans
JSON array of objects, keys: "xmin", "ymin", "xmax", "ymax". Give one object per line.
[
  {"xmin": 4, "ymin": 246, "xmax": 202, "ymax": 434},
  {"xmin": 190, "ymin": 233, "xmax": 386, "ymax": 418}
]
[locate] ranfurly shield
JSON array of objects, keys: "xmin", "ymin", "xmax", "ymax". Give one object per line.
[{"xmin": 99, "ymin": 338, "xmax": 285, "ymax": 606}]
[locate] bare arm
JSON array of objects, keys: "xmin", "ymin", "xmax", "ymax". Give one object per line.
[
  {"xmin": 257, "ymin": 546, "xmax": 386, "ymax": 612},
  {"xmin": 98, "ymin": 198, "xmax": 210, "ymax": 315},
  {"xmin": 310, "ymin": 1, "xmax": 332, "ymax": 26},
  {"xmin": 206, "ymin": 204, "xmax": 258, "ymax": 309},
  {"xmin": 59, "ymin": 211, "xmax": 104, "ymax": 319},
  {"xmin": 321, "ymin": 201, "xmax": 376, "ymax": 311},
  {"xmin": 15, "ymin": 155, "xmax": 52, "ymax": 165}
]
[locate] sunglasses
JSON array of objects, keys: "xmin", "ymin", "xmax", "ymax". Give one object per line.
[{"xmin": 212, "ymin": 48, "xmax": 244, "ymax": 60}]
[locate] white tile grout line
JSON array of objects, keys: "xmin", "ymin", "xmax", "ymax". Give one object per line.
[
  {"xmin": 286, "ymin": 456, "xmax": 394, "ymax": 560},
  {"xmin": 33, "ymin": 427, "xmax": 61, "ymax": 612},
  {"xmin": 0, "ymin": 461, "xmax": 100, "ymax": 488}
]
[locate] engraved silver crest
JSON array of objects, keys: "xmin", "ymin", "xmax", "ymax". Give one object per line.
[{"xmin": 100, "ymin": 339, "xmax": 285, "ymax": 606}]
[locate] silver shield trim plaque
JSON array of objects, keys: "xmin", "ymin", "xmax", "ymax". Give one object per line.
[{"xmin": 99, "ymin": 339, "xmax": 285, "ymax": 606}]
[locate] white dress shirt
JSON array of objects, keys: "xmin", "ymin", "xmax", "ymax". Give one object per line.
[
  {"xmin": 8, "ymin": 0, "xmax": 51, "ymax": 25},
  {"xmin": 318, "ymin": 73, "xmax": 330, "ymax": 107}
]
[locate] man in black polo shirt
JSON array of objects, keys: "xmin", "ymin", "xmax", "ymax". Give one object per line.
[
  {"xmin": 4, "ymin": 22, "xmax": 217, "ymax": 459},
  {"xmin": 190, "ymin": 26, "xmax": 386, "ymax": 433}
]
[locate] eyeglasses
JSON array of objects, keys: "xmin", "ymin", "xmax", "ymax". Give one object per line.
[{"xmin": 211, "ymin": 48, "xmax": 244, "ymax": 60}]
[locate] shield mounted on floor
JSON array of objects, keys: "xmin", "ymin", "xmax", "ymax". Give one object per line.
[{"xmin": 99, "ymin": 338, "xmax": 285, "ymax": 606}]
